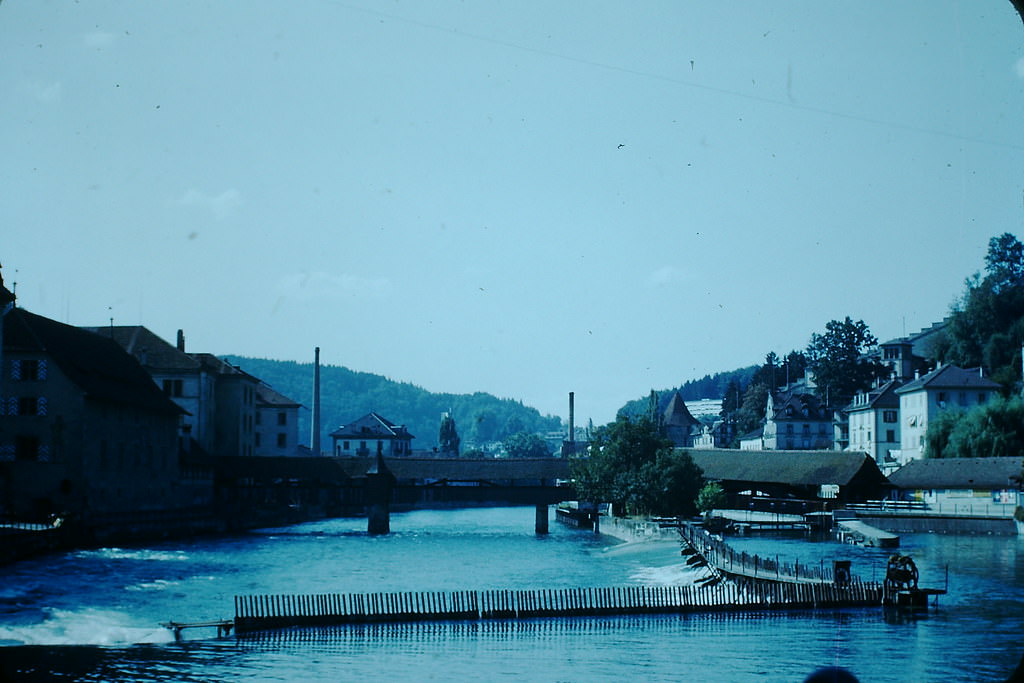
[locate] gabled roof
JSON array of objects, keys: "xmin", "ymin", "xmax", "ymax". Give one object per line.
[
  {"xmin": 888, "ymin": 457, "xmax": 1023, "ymax": 489},
  {"xmin": 662, "ymin": 392, "xmax": 701, "ymax": 429},
  {"xmin": 330, "ymin": 412, "xmax": 414, "ymax": 440},
  {"xmin": 80, "ymin": 325, "xmax": 200, "ymax": 371},
  {"xmin": 895, "ymin": 364, "xmax": 1001, "ymax": 394},
  {"xmin": 4, "ymin": 308, "xmax": 184, "ymax": 416},
  {"xmin": 688, "ymin": 449, "xmax": 886, "ymax": 487},
  {"xmin": 845, "ymin": 379, "xmax": 903, "ymax": 413}
]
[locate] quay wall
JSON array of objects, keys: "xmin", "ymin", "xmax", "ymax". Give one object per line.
[{"xmin": 857, "ymin": 514, "xmax": 1018, "ymax": 536}]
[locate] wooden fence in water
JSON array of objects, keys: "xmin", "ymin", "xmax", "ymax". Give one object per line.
[{"xmin": 233, "ymin": 580, "xmax": 883, "ymax": 633}]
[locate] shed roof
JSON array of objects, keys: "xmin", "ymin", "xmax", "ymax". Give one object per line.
[{"xmin": 887, "ymin": 457, "xmax": 1023, "ymax": 489}]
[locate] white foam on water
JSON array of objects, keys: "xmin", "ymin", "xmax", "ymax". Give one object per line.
[
  {"xmin": 125, "ymin": 578, "xmax": 181, "ymax": 592},
  {"xmin": 0, "ymin": 608, "xmax": 175, "ymax": 646},
  {"xmin": 74, "ymin": 548, "xmax": 190, "ymax": 562},
  {"xmin": 630, "ymin": 562, "xmax": 707, "ymax": 586}
]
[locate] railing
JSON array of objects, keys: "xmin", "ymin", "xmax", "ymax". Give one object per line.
[
  {"xmin": 847, "ymin": 500, "xmax": 1017, "ymax": 519},
  {"xmin": 678, "ymin": 523, "xmax": 836, "ymax": 583}
]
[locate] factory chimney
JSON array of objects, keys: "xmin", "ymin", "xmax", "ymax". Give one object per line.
[{"xmin": 312, "ymin": 347, "xmax": 322, "ymax": 456}]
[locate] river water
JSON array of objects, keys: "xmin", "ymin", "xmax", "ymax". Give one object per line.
[{"xmin": 1, "ymin": 507, "xmax": 1021, "ymax": 681}]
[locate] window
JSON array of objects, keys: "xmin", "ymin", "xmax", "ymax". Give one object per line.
[
  {"xmin": 937, "ymin": 392, "xmax": 947, "ymax": 406},
  {"xmin": 255, "ymin": 411, "xmax": 261, "ymax": 425},
  {"xmin": 15, "ymin": 435, "xmax": 40, "ymax": 461},
  {"xmin": 958, "ymin": 392, "xmax": 967, "ymax": 407},
  {"xmin": 254, "ymin": 433, "xmax": 261, "ymax": 447},
  {"xmin": 343, "ymin": 441, "xmax": 350, "ymax": 450},
  {"xmin": 277, "ymin": 411, "xmax": 287, "ymax": 426},
  {"xmin": 786, "ymin": 424, "xmax": 794, "ymax": 434},
  {"xmin": 276, "ymin": 433, "xmax": 287, "ymax": 448},
  {"xmin": 978, "ymin": 393, "xmax": 987, "ymax": 404},
  {"xmin": 17, "ymin": 396, "xmax": 45, "ymax": 416},
  {"xmin": 886, "ymin": 430, "xmax": 895, "ymax": 443},
  {"xmin": 11, "ymin": 359, "xmax": 47, "ymax": 381},
  {"xmin": 883, "ymin": 410, "xmax": 897, "ymax": 423},
  {"xmin": 802, "ymin": 424, "xmax": 810, "ymax": 435},
  {"xmin": 162, "ymin": 379, "xmax": 183, "ymax": 397}
]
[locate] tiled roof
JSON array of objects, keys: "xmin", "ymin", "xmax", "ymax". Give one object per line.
[
  {"xmin": 5, "ymin": 309, "xmax": 184, "ymax": 416},
  {"xmin": 887, "ymin": 457, "xmax": 1024, "ymax": 489},
  {"xmin": 688, "ymin": 449, "xmax": 886, "ymax": 487},
  {"xmin": 895, "ymin": 365, "xmax": 1001, "ymax": 394}
]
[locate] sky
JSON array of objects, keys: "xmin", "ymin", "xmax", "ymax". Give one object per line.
[{"xmin": 3, "ymin": 1, "xmax": 1023, "ymax": 427}]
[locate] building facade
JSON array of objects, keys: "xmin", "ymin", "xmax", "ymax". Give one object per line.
[
  {"xmin": 845, "ymin": 379, "xmax": 904, "ymax": 473},
  {"xmin": 894, "ymin": 365, "xmax": 1000, "ymax": 464},
  {"xmin": 330, "ymin": 412, "xmax": 414, "ymax": 457}
]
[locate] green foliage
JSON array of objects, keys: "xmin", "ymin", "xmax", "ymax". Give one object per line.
[
  {"xmin": 221, "ymin": 356, "xmax": 562, "ymax": 451},
  {"xmin": 438, "ymin": 414, "xmax": 460, "ymax": 456},
  {"xmin": 696, "ymin": 481, "xmax": 727, "ymax": 513},
  {"xmin": 502, "ymin": 432, "xmax": 551, "ymax": 458},
  {"xmin": 925, "ymin": 396, "xmax": 1024, "ymax": 458},
  {"xmin": 734, "ymin": 382, "xmax": 770, "ymax": 437},
  {"xmin": 935, "ymin": 233, "xmax": 1024, "ymax": 392},
  {"xmin": 570, "ymin": 416, "xmax": 704, "ymax": 517},
  {"xmin": 806, "ymin": 317, "xmax": 887, "ymax": 407}
]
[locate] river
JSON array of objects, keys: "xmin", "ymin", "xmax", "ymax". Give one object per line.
[{"xmin": 1, "ymin": 507, "xmax": 1021, "ymax": 681}]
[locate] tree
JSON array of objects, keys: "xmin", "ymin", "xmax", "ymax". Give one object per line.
[
  {"xmin": 570, "ymin": 416, "xmax": 704, "ymax": 517},
  {"xmin": 502, "ymin": 432, "xmax": 551, "ymax": 458},
  {"xmin": 925, "ymin": 396, "xmax": 1024, "ymax": 459},
  {"xmin": 936, "ymin": 233, "xmax": 1024, "ymax": 391},
  {"xmin": 805, "ymin": 317, "xmax": 887, "ymax": 408},
  {"xmin": 734, "ymin": 382, "xmax": 770, "ymax": 437},
  {"xmin": 696, "ymin": 482, "xmax": 727, "ymax": 513},
  {"xmin": 438, "ymin": 413, "xmax": 460, "ymax": 456}
]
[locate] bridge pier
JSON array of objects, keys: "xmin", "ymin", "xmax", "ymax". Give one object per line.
[
  {"xmin": 365, "ymin": 453, "xmax": 395, "ymax": 535},
  {"xmin": 535, "ymin": 504, "xmax": 549, "ymax": 534}
]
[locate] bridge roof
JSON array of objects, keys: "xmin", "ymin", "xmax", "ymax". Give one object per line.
[
  {"xmin": 687, "ymin": 449, "xmax": 886, "ymax": 488},
  {"xmin": 336, "ymin": 456, "xmax": 570, "ymax": 482}
]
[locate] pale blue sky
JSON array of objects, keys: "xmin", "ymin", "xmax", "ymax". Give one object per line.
[{"xmin": 3, "ymin": 1, "xmax": 1023, "ymax": 425}]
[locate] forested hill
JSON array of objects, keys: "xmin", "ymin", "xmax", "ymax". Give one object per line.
[
  {"xmin": 222, "ymin": 356, "xmax": 563, "ymax": 451},
  {"xmin": 618, "ymin": 365, "xmax": 759, "ymax": 419}
]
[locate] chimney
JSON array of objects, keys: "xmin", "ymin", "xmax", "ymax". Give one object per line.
[
  {"xmin": 312, "ymin": 347, "xmax": 321, "ymax": 456},
  {"xmin": 176, "ymin": 329, "xmax": 185, "ymax": 352},
  {"xmin": 568, "ymin": 392, "xmax": 575, "ymax": 445}
]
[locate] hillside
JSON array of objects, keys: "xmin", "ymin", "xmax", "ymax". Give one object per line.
[
  {"xmin": 223, "ymin": 356, "xmax": 563, "ymax": 451},
  {"xmin": 618, "ymin": 365, "xmax": 759, "ymax": 420}
]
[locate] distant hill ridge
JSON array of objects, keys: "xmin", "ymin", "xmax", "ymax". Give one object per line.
[{"xmin": 222, "ymin": 356, "xmax": 563, "ymax": 452}]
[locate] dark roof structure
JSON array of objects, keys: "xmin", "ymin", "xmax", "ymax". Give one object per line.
[
  {"xmin": 888, "ymin": 457, "xmax": 1024, "ymax": 489},
  {"xmin": 895, "ymin": 364, "xmax": 1001, "ymax": 394},
  {"xmin": 330, "ymin": 412, "xmax": 414, "ymax": 441},
  {"xmin": 845, "ymin": 378, "xmax": 903, "ymax": 413},
  {"xmin": 688, "ymin": 449, "xmax": 887, "ymax": 488},
  {"xmin": 769, "ymin": 386, "xmax": 830, "ymax": 421},
  {"xmin": 4, "ymin": 308, "xmax": 184, "ymax": 416},
  {"xmin": 663, "ymin": 392, "xmax": 701, "ymax": 429},
  {"xmin": 80, "ymin": 325, "xmax": 200, "ymax": 371}
]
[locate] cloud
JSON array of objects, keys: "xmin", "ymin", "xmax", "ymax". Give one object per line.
[
  {"xmin": 646, "ymin": 265, "xmax": 688, "ymax": 287},
  {"xmin": 176, "ymin": 188, "xmax": 242, "ymax": 219},
  {"xmin": 1016, "ymin": 57, "xmax": 1024, "ymax": 79},
  {"xmin": 275, "ymin": 271, "xmax": 392, "ymax": 302}
]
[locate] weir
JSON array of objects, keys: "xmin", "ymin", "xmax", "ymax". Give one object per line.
[{"xmin": 229, "ymin": 581, "xmax": 885, "ymax": 634}]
